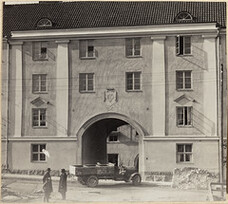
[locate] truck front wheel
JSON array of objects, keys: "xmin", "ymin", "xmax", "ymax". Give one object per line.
[
  {"xmin": 132, "ymin": 174, "xmax": 141, "ymax": 185},
  {"xmin": 86, "ymin": 176, "xmax": 99, "ymax": 187}
]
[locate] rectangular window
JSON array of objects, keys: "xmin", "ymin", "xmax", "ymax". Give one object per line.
[
  {"xmin": 126, "ymin": 72, "xmax": 141, "ymax": 91},
  {"xmin": 176, "ymin": 36, "xmax": 191, "ymax": 55},
  {"xmin": 79, "ymin": 73, "xmax": 94, "ymax": 92},
  {"xmin": 176, "ymin": 71, "xmax": 192, "ymax": 90},
  {"xmin": 177, "ymin": 107, "xmax": 192, "ymax": 126},
  {"xmin": 177, "ymin": 144, "xmax": 193, "ymax": 163},
  {"xmin": 31, "ymin": 144, "xmax": 46, "ymax": 162},
  {"xmin": 108, "ymin": 132, "xmax": 119, "ymax": 142},
  {"xmin": 32, "ymin": 109, "xmax": 47, "ymax": 127},
  {"xmin": 33, "ymin": 42, "xmax": 48, "ymax": 60},
  {"xmin": 79, "ymin": 40, "xmax": 95, "ymax": 58},
  {"xmin": 126, "ymin": 38, "xmax": 141, "ymax": 57},
  {"xmin": 32, "ymin": 74, "xmax": 47, "ymax": 93}
]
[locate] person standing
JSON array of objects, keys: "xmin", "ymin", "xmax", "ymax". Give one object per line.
[
  {"xmin": 58, "ymin": 169, "xmax": 67, "ymax": 200},
  {"xmin": 43, "ymin": 168, "xmax": 53, "ymax": 202}
]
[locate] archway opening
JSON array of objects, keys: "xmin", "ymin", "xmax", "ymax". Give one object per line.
[{"xmin": 82, "ymin": 118, "xmax": 139, "ymax": 168}]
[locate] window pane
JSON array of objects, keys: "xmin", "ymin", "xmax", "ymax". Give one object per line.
[
  {"xmin": 32, "ymin": 75, "xmax": 39, "ymax": 92},
  {"xmin": 40, "ymin": 75, "xmax": 46, "ymax": 91},
  {"xmin": 187, "ymin": 107, "xmax": 192, "ymax": 125},
  {"xmin": 134, "ymin": 39, "xmax": 140, "ymax": 56},
  {"xmin": 32, "ymin": 145, "xmax": 38, "ymax": 152},
  {"xmin": 177, "ymin": 145, "xmax": 184, "ymax": 152},
  {"xmin": 32, "ymin": 154, "xmax": 38, "ymax": 161},
  {"xmin": 79, "ymin": 41, "xmax": 86, "ymax": 58},
  {"xmin": 180, "ymin": 154, "xmax": 184, "ymax": 162},
  {"xmin": 40, "ymin": 153, "xmax": 46, "ymax": 161},
  {"xmin": 40, "ymin": 47, "xmax": 47, "ymax": 59},
  {"xmin": 126, "ymin": 73, "xmax": 133, "ymax": 90},
  {"xmin": 185, "ymin": 71, "xmax": 191, "ymax": 89},
  {"xmin": 177, "ymin": 107, "xmax": 183, "ymax": 125},
  {"xmin": 40, "ymin": 144, "xmax": 46, "ymax": 152},
  {"xmin": 185, "ymin": 144, "xmax": 192, "ymax": 152},
  {"xmin": 179, "ymin": 36, "xmax": 184, "ymax": 55},
  {"xmin": 185, "ymin": 154, "xmax": 191, "ymax": 162},
  {"xmin": 176, "ymin": 72, "xmax": 183, "ymax": 89},
  {"xmin": 184, "ymin": 37, "xmax": 191, "ymax": 54},
  {"xmin": 126, "ymin": 39, "xmax": 133, "ymax": 56},
  {"xmin": 79, "ymin": 74, "xmax": 86, "ymax": 91},
  {"xmin": 134, "ymin": 72, "xmax": 141, "ymax": 90},
  {"xmin": 88, "ymin": 46, "xmax": 94, "ymax": 57},
  {"xmin": 88, "ymin": 74, "xmax": 94, "ymax": 91}
]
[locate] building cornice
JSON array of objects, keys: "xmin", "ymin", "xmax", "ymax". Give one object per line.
[
  {"xmin": 10, "ymin": 23, "xmax": 219, "ymax": 40},
  {"xmin": 1, "ymin": 137, "xmax": 77, "ymax": 142},
  {"xmin": 143, "ymin": 136, "xmax": 219, "ymax": 141}
]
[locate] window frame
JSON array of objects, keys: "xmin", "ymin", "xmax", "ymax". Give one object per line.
[
  {"xmin": 32, "ymin": 74, "xmax": 47, "ymax": 93},
  {"xmin": 176, "ymin": 36, "xmax": 191, "ymax": 56},
  {"xmin": 33, "ymin": 42, "xmax": 48, "ymax": 61},
  {"xmin": 176, "ymin": 106, "xmax": 193, "ymax": 127},
  {"xmin": 32, "ymin": 108, "xmax": 47, "ymax": 128},
  {"xmin": 126, "ymin": 71, "xmax": 142, "ymax": 92},
  {"xmin": 79, "ymin": 40, "xmax": 96, "ymax": 59},
  {"xmin": 31, "ymin": 144, "xmax": 47, "ymax": 162},
  {"xmin": 79, "ymin": 73, "xmax": 95, "ymax": 93},
  {"xmin": 107, "ymin": 131, "xmax": 119, "ymax": 143},
  {"xmin": 176, "ymin": 143, "xmax": 193, "ymax": 163},
  {"xmin": 176, "ymin": 70, "xmax": 192, "ymax": 90},
  {"xmin": 126, "ymin": 38, "xmax": 142, "ymax": 58}
]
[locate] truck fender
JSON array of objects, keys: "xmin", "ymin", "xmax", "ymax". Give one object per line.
[{"xmin": 129, "ymin": 172, "xmax": 141, "ymax": 181}]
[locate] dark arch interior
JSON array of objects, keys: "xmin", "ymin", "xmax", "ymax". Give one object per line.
[{"xmin": 82, "ymin": 118, "xmax": 136, "ymax": 165}]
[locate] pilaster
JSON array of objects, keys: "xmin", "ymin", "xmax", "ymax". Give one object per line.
[
  {"xmin": 151, "ymin": 36, "xmax": 166, "ymax": 136},
  {"xmin": 202, "ymin": 34, "xmax": 218, "ymax": 136},
  {"xmin": 10, "ymin": 41, "xmax": 23, "ymax": 137},
  {"xmin": 56, "ymin": 40, "xmax": 69, "ymax": 136}
]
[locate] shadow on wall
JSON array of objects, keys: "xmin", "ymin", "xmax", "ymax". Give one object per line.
[{"xmin": 192, "ymin": 109, "xmax": 215, "ymax": 136}]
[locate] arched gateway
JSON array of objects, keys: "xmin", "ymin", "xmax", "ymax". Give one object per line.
[{"xmin": 75, "ymin": 112, "xmax": 148, "ymax": 178}]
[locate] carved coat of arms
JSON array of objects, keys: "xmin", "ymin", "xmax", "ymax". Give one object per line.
[{"xmin": 104, "ymin": 89, "xmax": 117, "ymax": 106}]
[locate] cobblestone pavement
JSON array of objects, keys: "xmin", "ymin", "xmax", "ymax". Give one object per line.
[{"xmin": 1, "ymin": 177, "xmax": 223, "ymax": 202}]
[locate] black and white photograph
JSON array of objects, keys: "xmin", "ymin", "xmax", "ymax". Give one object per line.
[{"xmin": 1, "ymin": 0, "xmax": 227, "ymax": 202}]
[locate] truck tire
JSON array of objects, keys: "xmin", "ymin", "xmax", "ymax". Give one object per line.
[
  {"xmin": 132, "ymin": 174, "xmax": 141, "ymax": 185},
  {"xmin": 86, "ymin": 176, "xmax": 98, "ymax": 187}
]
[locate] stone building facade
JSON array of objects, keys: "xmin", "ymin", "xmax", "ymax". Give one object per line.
[{"xmin": 1, "ymin": 2, "xmax": 226, "ymax": 181}]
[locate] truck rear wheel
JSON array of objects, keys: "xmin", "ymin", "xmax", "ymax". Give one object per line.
[
  {"xmin": 132, "ymin": 174, "xmax": 141, "ymax": 185},
  {"xmin": 86, "ymin": 176, "xmax": 98, "ymax": 187}
]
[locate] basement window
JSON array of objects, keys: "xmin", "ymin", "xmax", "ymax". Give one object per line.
[
  {"xmin": 31, "ymin": 144, "xmax": 46, "ymax": 162},
  {"xmin": 177, "ymin": 144, "xmax": 193, "ymax": 163}
]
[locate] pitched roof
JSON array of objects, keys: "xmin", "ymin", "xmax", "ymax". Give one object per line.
[{"xmin": 3, "ymin": 1, "xmax": 226, "ymax": 37}]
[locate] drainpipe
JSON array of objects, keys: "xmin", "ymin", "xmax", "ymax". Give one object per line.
[{"xmin": 6, "ymin": 37, "xmax": 10, "ymax": 170}]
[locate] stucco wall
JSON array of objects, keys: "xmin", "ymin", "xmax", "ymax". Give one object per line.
[
  {"xmin": 4, "ymin": 141, "xmax": 77, "ymax": 170},
  {"xmin": 68, "ymin": 38, "xmax": 153, "ymax": 136},
  {"xmin": 22, "ymin": 42, "xmax": 57, "ymax": 136},
  {"xmin": 144, "ymin": 140, "xmax": 219, "ymax": 173},
  {"xmin": 166, "ymin": 35, "xmax": 208, "ymax": 136}
]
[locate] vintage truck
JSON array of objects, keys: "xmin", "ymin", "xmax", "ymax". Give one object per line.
[{"xmin": 69, "ymin": 163, "xmax": 141, "ymax": 187}]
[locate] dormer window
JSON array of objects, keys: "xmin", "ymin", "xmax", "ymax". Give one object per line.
[
  {"xmin": 37, "ymin": 18, "xmax": 52, "ymax": 28},
  {"xmin": 175, "ymin": 12, "xmax": 193, "ymax": 22}
]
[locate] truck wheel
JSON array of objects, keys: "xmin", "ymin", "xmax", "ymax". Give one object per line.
[
  {"xmin": 132, "ymin": 174, "xmax": 141, "ymax": 185},
  {"xmin": 86, "ymin": 176, "xmax": 98, "ymax": 187}
]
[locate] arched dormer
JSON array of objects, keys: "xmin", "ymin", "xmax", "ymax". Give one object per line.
[
  {"xmin": 175, "ymin": 11, "xmax": 194, "ymax": 22},
  {"xmin": 36, "ymin": 18, "xmax": 53, "ymax": 28}
]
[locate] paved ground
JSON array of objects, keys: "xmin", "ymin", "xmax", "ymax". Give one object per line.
[{"xmin": 1, "ymin": 176, "xmax": 216, "ymax": 202}]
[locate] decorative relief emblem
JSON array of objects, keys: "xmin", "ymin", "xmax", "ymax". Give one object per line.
[{"xmin": 104, "ymin": 89, "xmax": 117, "ymax": 106}]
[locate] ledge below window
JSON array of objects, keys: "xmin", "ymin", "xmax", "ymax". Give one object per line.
[{"xmin": 80, "ymin": 57, "xmax": 96, "ymax": 60}]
